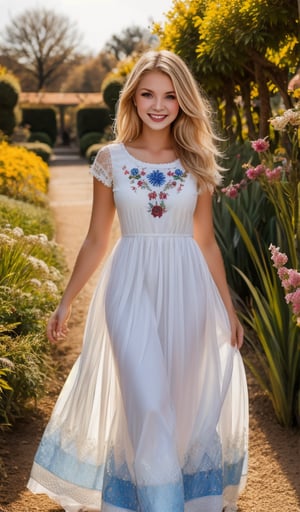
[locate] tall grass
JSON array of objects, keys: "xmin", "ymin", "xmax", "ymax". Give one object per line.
[
  {"xmin": 0, "ymin": 196, "xmax": 67, "ymax": 426},
  {"xmin": 230, "ymin": 208, "xmax": 300, "ymax": 427}
]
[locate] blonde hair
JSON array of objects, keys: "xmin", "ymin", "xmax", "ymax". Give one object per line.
[{"xmin": 114, "ymin": 50, "xmax": 223, "ymax": 190}]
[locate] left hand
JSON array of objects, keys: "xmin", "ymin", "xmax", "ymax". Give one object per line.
[{"xmin": 228, "ymin": 311, "xmax": 244, "ymax": 349}]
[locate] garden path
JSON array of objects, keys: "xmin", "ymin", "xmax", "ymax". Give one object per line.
[{"xmin": 0, "ymin": 146, "xmax": 299, "ymax": 512}]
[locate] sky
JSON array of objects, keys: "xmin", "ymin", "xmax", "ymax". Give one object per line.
[{"xmin": 0, "ymin": 0, "xmax": 174, "ymax": 55}]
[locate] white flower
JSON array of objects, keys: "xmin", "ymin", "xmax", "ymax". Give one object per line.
[
  {"xmin": 44, "ymin": 280, "xmax": 58, "ymax": 293},
  {"xmin": 26, "ymin": 234, "xmax": 39, "ymax": 243},
  {"xmin": 283, "ymin": 109, "xmax": 300, "ymax": 126},
  {"xmin": 0, "ymin": 357, "xmax": 14, "ymax": 369},
  {"xmin": 12, "ymin": 227, "xmax": 24, "ymax": 237},
  {"xmin": 28, "ymin": 255, "xmax": 50, "ymax": 273},
  {"xmin": 49, "ymin": 266, "xmax": 62, "ymax": 281},
  {"xmin": 0, "ymin": 233, "xmax": 15, "ymax": 246},
  {"xmin": 30, "ymin": 278, "xmax": 42, "ymax": 287},
  {"xmin": 269, "ymin": 115, "xmax": 289, "ymax": 130},
  {"xmin": 38, "ymin": 233, "xmax": 49, "ymax": 244}
]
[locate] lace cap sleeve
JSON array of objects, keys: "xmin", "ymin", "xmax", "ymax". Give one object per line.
[{"xmin": 90, "ymin": 146, "xmax": 113, "ymax": 187}]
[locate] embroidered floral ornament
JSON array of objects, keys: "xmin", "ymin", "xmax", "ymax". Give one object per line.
[{"xmin": 123, "ymin": 165, "xmax": 187, "ymax": 218}]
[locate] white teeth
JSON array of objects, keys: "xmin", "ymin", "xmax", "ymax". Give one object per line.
[{"xmin": 150, "ymin": 114, "xmax": 165, "ymax": 119}]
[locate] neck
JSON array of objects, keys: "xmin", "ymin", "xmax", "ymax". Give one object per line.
[{"xmin": 137, "ymin": 128, "xmax": 174, "ymax": 151}]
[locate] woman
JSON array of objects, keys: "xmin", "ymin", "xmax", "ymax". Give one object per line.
[{"xmin": 28, "ymin": 50, "xmax": 248, "ymax": 512}]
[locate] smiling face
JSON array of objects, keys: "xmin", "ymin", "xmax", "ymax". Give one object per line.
[{"xmin": 134, "ymin": 70, "xmax": 180, "ymax": 132}]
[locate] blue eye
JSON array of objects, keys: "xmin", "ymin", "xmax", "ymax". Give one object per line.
[{"xmin": 166, "ymin": 94, "xmax": 176, "ymax": 100}]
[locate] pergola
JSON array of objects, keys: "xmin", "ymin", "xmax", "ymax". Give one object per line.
[{"xmin": 19, "ymin": 92, "xmax": 103, "ymax": 138}]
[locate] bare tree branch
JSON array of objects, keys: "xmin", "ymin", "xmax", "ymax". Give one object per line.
[{"xmin": 0, "ymin": 8, "xmax": 82, "ymax": 90}]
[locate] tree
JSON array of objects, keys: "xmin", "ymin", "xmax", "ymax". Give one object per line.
[
  {"xmin": 0, "ymin": 8, "xmax": 82, "ymax": 91},
  {"xmin": 61, "ymin": 52, "xmax": 117, "ymax": 93},
  {"xmin": 154, "ymin": 0, "xmax": 299, "ymax": 139},
  {"xmin": 104, "ymin": 26, "xmax": 157, "ymax": 61}
]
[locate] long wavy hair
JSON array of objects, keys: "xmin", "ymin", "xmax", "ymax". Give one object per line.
[{"xmin": 114, "ymin": 50, "xmax": 223, "ymax": 190}]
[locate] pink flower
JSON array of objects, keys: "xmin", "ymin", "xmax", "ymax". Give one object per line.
[
  {"xmin": 148, "ymin": 191, "xmax": 157, "ymax": 200},
  {"xmin": 287, "ymin": 269, "xmax": 300, "ymax": 288},
  {"xmin": 269, "ymin": 244, "xmax": 288, "ymax": 268},
  {"xmin": 251, "ymin": 138, "xmax": 270, "ymax": 153},
  {"xmin": 245, "ymin": 167, "xmax": 257, "ymax": 180},
  {"xmin": 281, "ymin": 278, "xmax": 292, "ymax": 290},
  {"xmin": 265, "ymin": 166, "xmax": 282, "ymax": 181},
  {"xmin": 285, "ymin": 289, "xmax": 300, "ymax": 314},
  {"xmin": 221, "ymin": 184, "xmax": 239, "ymax": 198},
  {"xmin": 277, "ymin": 266, "xmax": 289, "ymax": 281},
  {"xmin": 255, "ymin": 164, "xmax": 266, "ymax": 176},
  {"xmin": 246, "ymin": 165, "xmax": 266, "ymax": 180}
]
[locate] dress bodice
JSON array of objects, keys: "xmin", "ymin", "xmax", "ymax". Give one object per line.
[{"xmin": 90, "ymin": 143, "xmax": 198, "ymax": 236}]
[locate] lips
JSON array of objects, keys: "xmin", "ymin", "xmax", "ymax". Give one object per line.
[{"xmin": 148, "ymin": 114, "xmax": 167, "ymax": 121}]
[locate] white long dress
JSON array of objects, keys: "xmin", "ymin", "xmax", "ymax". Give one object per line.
[{"xmin": 28, "ymin": 142, "xmax": 248, "ymax": 512}]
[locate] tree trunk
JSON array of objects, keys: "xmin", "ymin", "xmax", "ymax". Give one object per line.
[
  {"xmin": 233, "ymin": 102, "xmax": 243, "ymax": 142},
  {"xmin": 266, "ymin": 68, "xmax": 293, "ymax": 109},
  {"xmin": 240, "ymin": 80, "xmax": 257, "ymax": 140},
  {"xmin": 223, "ymin": 84, "xmax": 236, "ymax": 142},
  {"xmin": 254, "ymin": 62, "xmax": 271, "ymax": 138}
]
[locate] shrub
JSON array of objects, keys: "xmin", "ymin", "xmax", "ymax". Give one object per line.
[
  {"xmin": 76, "ymin": 107, "xmax": 111, "ymax": 138},
  {"xmin": 28, "ymin": 131, "xmax": 53, "ymax": 147},
  {"xmin": 79, "ymin": 131, "xmax": 102, "ymax": 156},
  {"xmin": 102, "ymin": 77, "xmax": 124, "ymax": 114},
  {"xmin": 0, "ymin": 68, "xmax": 20, "ymax": 108},
  {"xmin": 0, "ymin": 81, "xmax": 19, "ymax": 109},
  {"xmin": 22, "ymin": 108, "xmax": 57, "ymax": 146},
  {"xmin": 18, "ymin": 141, "xmax": 52, "ymax": 163},
  {"xmin": 0, "ymin": 194, "xmax": 55, "ymax": 238},
  {"xmin": 86, "ymin": 143, "xmax": 103, "ymax": 163},
  {"xmin": 0, "ymin": 327, "xmax": 52, "ymax": 423},
  {"xmin": 0, "ymin": 141, "xmax": 50, "ymax": 205},
  {"xmin": 0, "ymin": 225, "xmax": 66, "ymax": 424},
  {"xmin": 0, "ymin": 108, "xmax": 16, "ymax": 137},
  {"xmin": 0, "ymin": 69, "xmax": 21, "ymax": 138}
]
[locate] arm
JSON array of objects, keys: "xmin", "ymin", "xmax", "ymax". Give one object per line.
[
  {"xmin": 193, "ymin": 189, "xmax": 243, "ymax": 349},
  {"xmin": 47, "ymin": 178, "xmax": 115, "ymax": 343}
]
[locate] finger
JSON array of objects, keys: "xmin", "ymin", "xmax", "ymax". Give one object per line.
[
  {"xmin": 47, "ymin": 316, "xmax": 62, "ymax": 343},
  {"xmin": 237, "ymin": 329, "xmax": 244, "ymax": 349}
]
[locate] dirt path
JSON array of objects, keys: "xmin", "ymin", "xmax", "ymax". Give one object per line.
[{"xmin": 0, "ymin": 147, "xmax": 299, "ymax": 512}]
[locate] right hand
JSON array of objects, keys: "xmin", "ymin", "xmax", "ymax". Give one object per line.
[{"xmin": 46, "ymin": 303, "xmax": 72, "ymax": 343}]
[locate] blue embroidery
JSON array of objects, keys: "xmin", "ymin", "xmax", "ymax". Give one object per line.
[
  {"xmin": 174, "ymin": 169, "xmax": 184, "ymax": 179},
  {"xmin": 130, "ymin": 168, "xmax": 140, "ymax": 178},
  {"xmin": 123, "ymin": 165, "xmax": 188, "ymax": 218},
  {"xmin": 147, "ymin": 170, "xmax": 166, "ymax": 187}
]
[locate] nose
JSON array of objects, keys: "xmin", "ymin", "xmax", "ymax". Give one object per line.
[{"xmin": 152, "ymin": 96, "xmax": 164, "ymax": 111}]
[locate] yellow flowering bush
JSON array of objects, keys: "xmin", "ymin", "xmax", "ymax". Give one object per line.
[{"xmin": 0, "ymin": 141, "xmax": 50, "ymax": 205}]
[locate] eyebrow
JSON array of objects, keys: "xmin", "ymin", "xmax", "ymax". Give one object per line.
[{"xmin": 139, "ymin": 87, "xmax": 176, "ymax": 94}]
